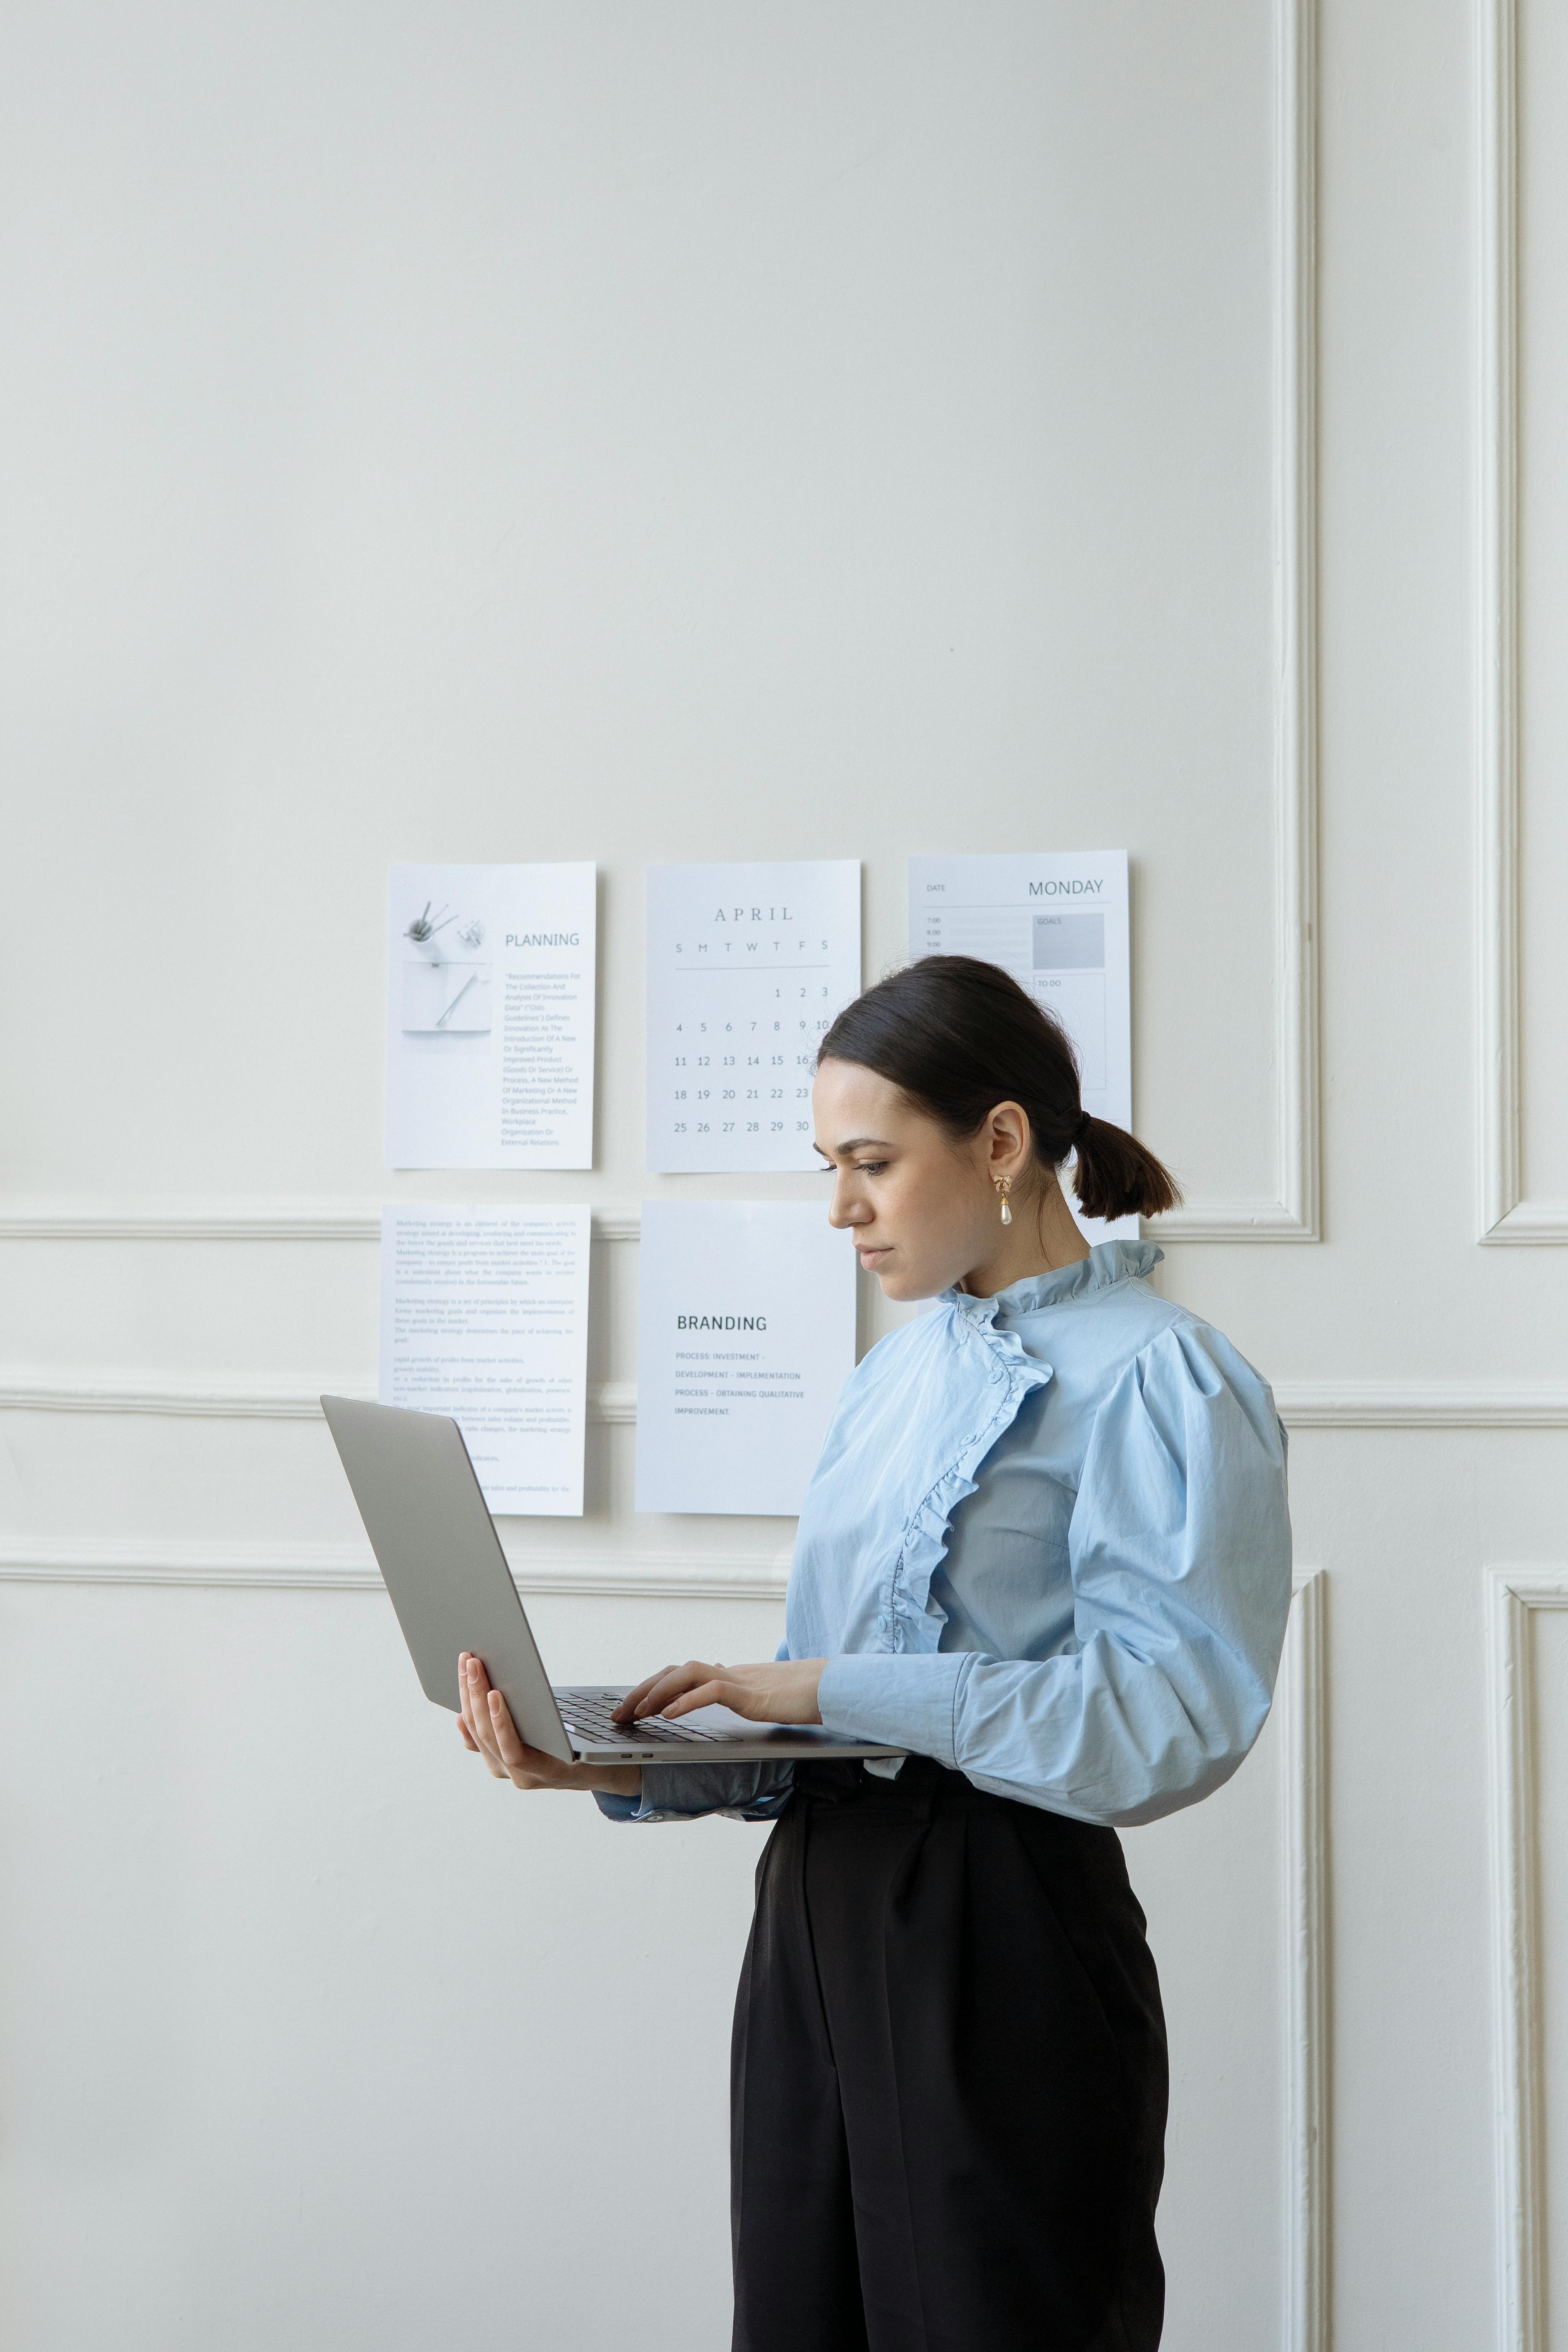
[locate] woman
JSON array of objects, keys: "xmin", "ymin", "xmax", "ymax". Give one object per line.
[{"xmin": 458, "ymin": 954, "xmax": 1292, "ymax": 2352}]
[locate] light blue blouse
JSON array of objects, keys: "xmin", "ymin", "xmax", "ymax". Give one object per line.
[{"xmin": 598, "ymin": 1241, "xmax": 1292, "ymax": 1832}]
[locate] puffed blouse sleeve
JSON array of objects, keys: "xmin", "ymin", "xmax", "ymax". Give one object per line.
[{"xmin": 815, "ymin": 1321, "xmax": 1293, "ymax": 1826}]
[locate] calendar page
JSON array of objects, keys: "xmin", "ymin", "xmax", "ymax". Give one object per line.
[{"xmin": 646, "ymin": 861, "xmax": 862, "ymax": 1172}]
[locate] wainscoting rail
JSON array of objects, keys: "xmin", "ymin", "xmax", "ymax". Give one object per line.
[
  {"xmin": 0, "ymin": 1193, "xmax": 1330, "ymax": 1246},
  {"xmin": 0, "ymin": 1534, "xmax": 792, "ymax": 1600},
  {"xmin": 0, "ymin": 1200, "xmax": 642, "ymax": 1243},
  {"xmin": 0, "ymin": 1369, "xmax": 639, "ymax": 1425},
  {"xmin": 4, "ymin": 1366, "xmax": 1566, "ymax": 1430}
]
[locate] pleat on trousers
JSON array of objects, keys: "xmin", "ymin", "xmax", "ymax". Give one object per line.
[{"xmin": 730, "ymin": 1756, "xmax": 1168, "ymax": 2352}]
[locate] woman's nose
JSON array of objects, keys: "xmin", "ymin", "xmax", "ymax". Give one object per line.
[{"xmin": 827, "ymin": 1183, "xmax": 863, "ymax": 1230}]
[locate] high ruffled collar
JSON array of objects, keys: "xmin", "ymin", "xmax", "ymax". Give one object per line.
[{"xmin": 945, "ymin": 1239, "xmax": 1163, "ymax": 1324}]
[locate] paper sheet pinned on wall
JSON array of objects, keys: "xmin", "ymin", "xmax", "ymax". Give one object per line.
[
  {"xmin": 635, "ymin": 1200, "xmax": 857, "ymax": 1516},
  {"xmin": 907, "ymin": 851, "xmax": 1135, "ymax": 1243},
  {"xmin": 645, "ymin": 859, "xmax": 861, "ymax": 1173},
  {"xmin": 385, "ymin": 861, "xmax": 596, "ymax": 1169},
  {"xmin": 378, "ymin": 1204, "xmax": 591, "ymax": 1515}
]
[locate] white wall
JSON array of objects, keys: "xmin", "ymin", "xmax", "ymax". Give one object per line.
[{"xmin": 1, "ymin": 4, "xmax": 1564, "ymax": 2348}]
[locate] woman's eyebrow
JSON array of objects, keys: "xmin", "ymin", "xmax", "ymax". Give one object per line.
[{"xmin": 832, "ymin": 1136, "xmax": 893, "ymax": 1154}]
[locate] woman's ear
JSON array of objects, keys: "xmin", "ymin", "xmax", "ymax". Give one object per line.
[{"xmin": 984, "ymin": 1101, "xmax": 1033, "ymax": 1181}]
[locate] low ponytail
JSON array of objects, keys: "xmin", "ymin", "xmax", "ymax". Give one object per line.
[
  {"xmin": 1070, "ymin": 1113, "xmax": 1180, "ymax": 1223},
  {"xmin": 817, "ymin": 955, "xmax": 1182, "ymax": 1224}
]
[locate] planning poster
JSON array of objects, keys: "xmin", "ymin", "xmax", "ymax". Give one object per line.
[
  {"xmin": 908, "ymin": 850, "xmax": 1135, "ymax": 1240},
  {"xmin": 635, "ymin": 1201, "xmax": 857, "ymax": 1516},
  {"xmin": 385, "ymin": 862, "xmax": 596, "ymax": 1170},
  {"xmin": 645, "ymin": 860, "xmax": 861, "ymax": 1173},
  {"xmin": 379, "ymin": 1204, "xmax": 591, "ymax": 1514}
]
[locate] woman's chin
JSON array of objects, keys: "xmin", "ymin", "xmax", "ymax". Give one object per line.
[{"xmin": 857, "ymin": 1248, "xmax": 946, "ymax": 1302}]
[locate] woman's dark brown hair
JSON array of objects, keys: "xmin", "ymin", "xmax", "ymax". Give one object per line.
[{"xmin": 816, "ymin": 954, "xmax": 1180, "ymax": 1224}]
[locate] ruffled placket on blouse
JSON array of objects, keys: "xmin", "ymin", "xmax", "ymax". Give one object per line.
[
  {"xmin": 785, "ymin": 1294, "xmax": 1051, "ymax": 1664},
  {"xmin": 786, "ymin": 1242, "xmax": 1166, "ymax": 1666},
  {"xmin": 881, "ymin": 1295, "xmax": 1056, "ymax": 1655}
]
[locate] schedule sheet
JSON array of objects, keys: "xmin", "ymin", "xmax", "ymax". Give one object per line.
[
  {"xmin": 645, "ymin": 860, "xmax": 861, "ymax": 1172},
  {"xmin": 385, "ymin": 861, "xmax": 596, "ymax": 1170},
  {"xmin": 908, "ymin": 849, "xmax": 1134, "ymax": 1239},
  {"xmin": 635, "ymin": 1201, "xmax": 857, "ymax": 1516},
  {"xmin": 379, "ymin": 1204, "xmax": 591, "ymax": 1514}
]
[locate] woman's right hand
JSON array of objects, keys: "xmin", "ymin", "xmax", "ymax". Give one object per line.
[{"xmin": 456, "ymin": 1653, "xmax": 643, "ymax": 1798}]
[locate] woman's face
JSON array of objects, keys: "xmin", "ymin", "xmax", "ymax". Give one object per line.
[{"xmin": 812, "ymin": 1056, "xmax": 1023, "ymax": 1301}]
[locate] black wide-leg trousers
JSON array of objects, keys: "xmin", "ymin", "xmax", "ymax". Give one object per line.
[{"xmin": 730, "ymin": 1757, "xmax": 1168, "ymax": 2352}]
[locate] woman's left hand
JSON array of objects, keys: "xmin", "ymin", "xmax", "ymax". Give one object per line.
[{"xmin": 612, "ymin": 1656, "xmax": 827, "ymax": 1727}]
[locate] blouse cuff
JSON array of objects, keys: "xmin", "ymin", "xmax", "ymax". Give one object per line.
[
  {"xmin": 594, "ymin": 1761, "xmax": 794, "ymax": 1824},
  {"xmin": 816, "ymin": 1652, "xmax": 970, "ymax": 1768}
]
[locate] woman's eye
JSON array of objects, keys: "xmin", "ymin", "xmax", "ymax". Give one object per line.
[{"xmin": 856, "ymin": 1161, "xmax": 888, "ymax": 1176}]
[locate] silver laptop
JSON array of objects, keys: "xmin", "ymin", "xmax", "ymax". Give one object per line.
[{"xmin": 321, "ymin": 1395, "xmax": 905, "ymax": 1768}]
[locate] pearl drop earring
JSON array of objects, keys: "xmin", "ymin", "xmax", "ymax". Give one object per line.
[{"xmin": 996, "ymin": 1175, "xmax": 1013, "ymax": 1226}]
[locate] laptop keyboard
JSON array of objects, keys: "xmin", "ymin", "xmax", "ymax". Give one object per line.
[{"xmin": 555, "ymin": 1686, "xmax": 728, "ymax": 1745}]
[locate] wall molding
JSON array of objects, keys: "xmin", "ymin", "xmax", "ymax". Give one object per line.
[
  {"xmin": 1475, "ymin": 0, "xmax": 1566, "ymax": 1241},
  {"xmin": 0, "ymin": 1533, "xmax": 1330, "ymax": 2347},
  {"xmin": 0, "ymin": 1199, "xmax": 640, "ymax": 1243},
  {"xmin": 1283, "ymin": 1567, "xmax": 1329, "ymax": 2352},
  {"xmin": 5, "ymin": 1367, "xmax": 1566, "ymax": 1430},
  {"xmin": 1486, "ymin": 1564, "xmax": 1568, "ymax": 2352},
  {"xmin": 1148, "ymin": 1196, "xmax": 1319, "ymax": 1245},
  {"xmin": 1157, "ymin": 0, "xmax": 1319, "ymax": 1245},
  {"xmin": 0, "ymin": 1369, "xmax": 639, "ymax": 1425},
  {"xmin": 0, "ymin": 5, "xmax": 1318, "ymax": 1257},
  {"xmin": 0, "ymin": 1533, "xmax": 791, "ymax": 1600},
  {"xmin": 0, "ymin": 1177, "xmax": 1331, "ymax": 1251},
  {"xmin": 1271, "ymin": 1380, "xmax": 1568, "ymax": 1429}
]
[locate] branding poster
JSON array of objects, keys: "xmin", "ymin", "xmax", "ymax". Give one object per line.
[
  {"xmin": 635, "ymin": 1201, "xmax": 857, "ymax": 1515},
  {"xmin": 907, "ymin": 851, "xmax": 1134, "ymax": 1241},
  {"xmin": 645, "ymin": 860, "xmax": 861, "ymax": 1174},
  {"xmin": 385, "ymin": 861, "xmax": 596, "ymax": 1169}
]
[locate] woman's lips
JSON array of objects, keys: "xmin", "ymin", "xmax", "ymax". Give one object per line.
[{"xmin": 856, "ymin": 1243, "xmax": 891, "ymax": 1263}]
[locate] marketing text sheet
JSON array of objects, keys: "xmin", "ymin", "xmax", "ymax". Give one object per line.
[{"xmin": 379, "ymin": 1204, "xmax": 591, "ymax": 1513}]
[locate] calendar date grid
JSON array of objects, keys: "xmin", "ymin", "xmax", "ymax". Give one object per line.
[{"xmin": 662, "ymin": 941, "xmax": 837, "ymax": 1139}]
